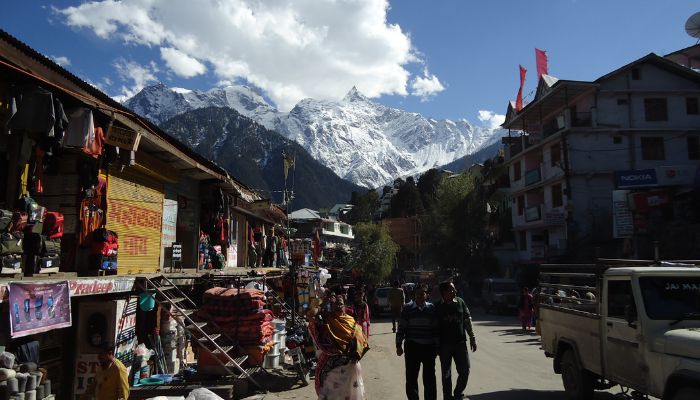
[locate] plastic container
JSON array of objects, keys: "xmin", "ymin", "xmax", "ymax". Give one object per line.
[
  {"xmin": 150, "ymin": 374, "xmax": 173, "ymax": 384},
  {"xmin": 272, "ymin": 319, "xmax": 286, "ymax": 332},
  {"xmin": 138, "ymin": 377, "xmax": 164, "ymax": 385}
]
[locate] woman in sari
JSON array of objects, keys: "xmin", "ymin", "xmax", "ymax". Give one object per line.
[
  {"xmin": 518, "ymin": 287, "xmax": 534, "ymax": 332},
  {"xmin": 352, "ymin": 289, "xmax": 371, "ymax": 338},
  {"xmin": 307, "ymin": 294, "xmax": 367, "ymax": 400}
]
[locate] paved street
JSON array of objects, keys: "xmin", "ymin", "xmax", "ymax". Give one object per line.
[{"xmin": 255, "ymin": 309, "xmax": 625, "ymax": 400}]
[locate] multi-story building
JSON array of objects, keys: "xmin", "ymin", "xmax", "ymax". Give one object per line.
[{"xmin": 502, "ymin": 49, "xmax": 700, "ymax": 264}]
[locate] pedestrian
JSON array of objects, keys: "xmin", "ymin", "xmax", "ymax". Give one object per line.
[
  {"xmin": 307, "ymin": 294, "xmax": 367, "ymax": 400},
  {"xmin": 84, "ymin": 343, "xmax": 130, "ymax": 400},
  {"xmin": 518, "ymin": 287, "xmax": 534, "ymax": 332},
  {"xmin": 388, "ymin": 280, "xmax": 405, "ymax": 332},
  {"xmin": 352, "ymin": 288, "xmax": 371, "ymax": 338},
  {"xmin": 436, "ymin": 281, "xmax": 477, "ymax": 400},
  {"xmin": 396, "ymin": 284, "xmax": 438, "ymax": 400}
]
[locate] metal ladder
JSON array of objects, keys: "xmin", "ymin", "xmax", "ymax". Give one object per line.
[
  {"xmin": 138, "ymin": 275, "xmax": 263, "ymax": 389},
  {"xmin": 266, "ymin": 289, "xmax": 305, "ymax": 327}
]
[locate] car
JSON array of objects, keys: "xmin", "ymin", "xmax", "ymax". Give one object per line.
[
  {"xmin": 371, "ymin": 287, "xmax": 392, "ymax": 315},
  {"xmin": 482, "ymin": 278, "xmax": 519, "ymax": 314}
]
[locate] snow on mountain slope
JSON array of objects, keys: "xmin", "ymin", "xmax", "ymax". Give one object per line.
[{"xmin": 124, "ymin": 84, "xmax": 505, "ymax": 188}]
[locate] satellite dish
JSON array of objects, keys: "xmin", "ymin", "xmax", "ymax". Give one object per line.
[{"xmin": 685, "ymin": 12, "xmax": 700, "ymax": 39}]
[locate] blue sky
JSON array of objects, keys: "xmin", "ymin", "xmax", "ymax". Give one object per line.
[{"xmin": 1, "ymin": 1, "xmax": 698, "ymax": 129}]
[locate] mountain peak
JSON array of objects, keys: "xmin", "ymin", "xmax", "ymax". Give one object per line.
[{"xmin": 342, "ymin": 86, "xmax": 369, "ymax": 103}]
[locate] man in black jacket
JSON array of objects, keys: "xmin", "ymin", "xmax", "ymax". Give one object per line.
[{"xmin": 396, "ymin": 284, "xmax": 438, "ymax": 400}]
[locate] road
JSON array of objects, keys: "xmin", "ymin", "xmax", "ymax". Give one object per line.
[{"xmin": 252, "ymin": 309, "xmax": 625, "ymax": 400}]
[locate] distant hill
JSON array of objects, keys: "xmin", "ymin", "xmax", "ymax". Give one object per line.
[
  {"xmin": 439, "ymin": 141, "xmax": 502, "ymax": 173},
  {"xmin": 160, "ymin": 107, "xmax": 364, "ymax": 209}
]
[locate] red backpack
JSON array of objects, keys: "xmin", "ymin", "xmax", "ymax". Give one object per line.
[{"xmin": 43, "ymin": 212, "xmax": 64, "ymax": 239}]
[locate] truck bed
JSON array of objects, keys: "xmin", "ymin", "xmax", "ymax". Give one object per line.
[{"xmin": 539, "ymin": 304, "xmax": 603, "ymax": 377}]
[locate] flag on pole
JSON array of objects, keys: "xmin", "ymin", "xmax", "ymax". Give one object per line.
[
  {"xmin": 312, "ymin": 227, "xmax": 321, "ymax": 266},
  {"xmin": 516, "ymin": 65, "xmax": 527, "ymax": 111},
  {"xmin": 535, "ymin": 48, "xmax": 548, "ymax": 78}
]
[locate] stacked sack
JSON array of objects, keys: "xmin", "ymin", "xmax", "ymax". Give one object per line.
[
  {"xmin": 0, "ymin": 352, "xmax": 55, "ymax": 400},
  {"xmin": 198, "ymin": 288, "xmax": 274, "ymax": 370}
]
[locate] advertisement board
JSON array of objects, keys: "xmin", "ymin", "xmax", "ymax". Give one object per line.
[{"xmin": 8, "ymin": 281, "xmax": 72, "ymax": 338}]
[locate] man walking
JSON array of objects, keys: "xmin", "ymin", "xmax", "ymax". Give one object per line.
[
  {"xmin": 85, "ymin": 344, "xmax": 130, "ymax": 400},
  {"xmin": 396, "ymin": 284, "xmax": 438, "ymax": 400},
  {"xmin": 436, "ymin": 281, "xmax": 477, "ymax": 400},
  {"xmin": 388, "ymin": 280, "xmax": 405, "ymax": 332}
]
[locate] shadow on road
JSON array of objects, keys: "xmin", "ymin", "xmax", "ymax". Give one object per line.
[
  {"xmin": 258, "ymin": 368, "xmax": 311, "ymax": 393},
  {"xmin": 469, "ymin": 389, "xmax": 620, "ymax": 400},
  {"xmin": 503, "ymin": 338, "xmax": 541, "ymax": 345}
]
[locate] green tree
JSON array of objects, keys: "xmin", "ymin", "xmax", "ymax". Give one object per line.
[
  {"xmin": 349, "ymin": 222, "xmax": 399, "ymax": 284},
  {"xmin": 390, "ymin": 177, "xmax": 424, "ymax": 217},
  {"xmin": 347, "ymin": 189, "xmax": 380, "ymax": 224}
]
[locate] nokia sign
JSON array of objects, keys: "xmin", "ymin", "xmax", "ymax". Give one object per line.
[{"xmin": 614, "ymin": 169, "xmax": 658, "ymax": 188}]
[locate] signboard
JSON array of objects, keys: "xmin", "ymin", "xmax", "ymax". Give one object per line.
[
  {"xmin": 74, "ymin": 354, "xmax": 101, "ymax": 395},
  {"xmin": 105, "ymin": 125, "xmax": 142, "ymax": 151},
  {"xmin": 525, "ymin": 206, "xmax": 541, "ymax": 222},
  {"xmin": 8, "ymin": 281, "xmax": 72, "ymax": 338},
  {"xmin": 544, "ymin": 211, "xmax": 566, "ymax": 226},
  {"xmin": 612, "ymin": 190, "xmax": 633, "ymax": 239},
  {"xmin": 161, "ymin": 199, "xmax": 178, "ymax": 267},
  {"xmin": 656, "ymin": 165, "xmax": 697, "ymax": 186},
  {"xmin": 250, "ymin": 200, "xmax": 271, "ymax": 210},
  {"xmin": 172, "ymin": 242, "xmax": 182, "ymax": 262},
  {"xmin": 0, "ymin": 278, "xmax": 135, "ymax": 303},
  {"xmin": 614, "ymin": 169, "xmax": 657, "ymax": 189}
]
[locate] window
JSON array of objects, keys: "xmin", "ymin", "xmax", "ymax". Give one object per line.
[
  {"xmin": 519, "ymin": 231, "xmax": 527, "ymax": 251},
  {"xmin": 613, "ymin": 136, "xmax": 623, "ymax": 144},
  {"xmin": 687, "ymin": 97, "xmax": 699, "ymax": 115},
  {"xmin": 641, "ymin": 137, "xmax": 665, "ymax": 160},
  {"xmin": 631, "ymin": 68, "xmax": 640, "ymax": 80},
  {"xmin": 517, "ymin": 196, "xmax": 525, "ymax": 216},
  {"xmin": 551, "ymin": 184, "xmax": 563, "ymax": 208},
  {"xmin": 688, "ymin": 136, "xmax": 700, "ymax": 160},
  {"xmin": 607, "ymin": 280, "xmax": 635, "ymax": 319},
  {"xmin": 550, "ymin": 144, "xmax": 561, "ymax": 167},
  {"xmin": 513, "ymin": 161, "xmax": 522, "ymax": 181},
  {"xmin": 644, "ymin": 98, "xmax": 668, "ymax": 121}
]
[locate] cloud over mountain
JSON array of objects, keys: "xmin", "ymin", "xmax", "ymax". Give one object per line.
[{"xmin": 56, "ymin": 0, "xmax": 436, "ymax": 111}]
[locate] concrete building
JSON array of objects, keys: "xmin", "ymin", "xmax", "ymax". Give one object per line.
[{"xmin": 502, "ymin": 50, "xmax": 700, "ymax": 264}]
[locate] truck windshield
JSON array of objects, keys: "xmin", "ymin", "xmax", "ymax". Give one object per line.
[
  {"xmin": 639, "ymin": 277, "xmax": 700, "ymax": 320},
  {"xmin": 493, "ymin": 283, "xmax": 518, "ymax": 292}
]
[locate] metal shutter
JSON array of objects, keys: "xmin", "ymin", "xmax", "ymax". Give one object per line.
[{"xmin": 105, "ymin": 168, "xmax": 164, "ymax": 275}]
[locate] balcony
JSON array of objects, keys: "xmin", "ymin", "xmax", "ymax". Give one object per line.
[{"xmin": 524, "ymin": 167, "xmax": 542, "ymax": 186}]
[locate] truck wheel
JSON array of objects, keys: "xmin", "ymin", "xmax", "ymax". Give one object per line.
[
  {"xmin": 560, "ymin": 349, "xmax": 594, "ymax": 400},
  {"xmin": 673, "ymin": 387, "xmax": 700, "ymax": 400}
]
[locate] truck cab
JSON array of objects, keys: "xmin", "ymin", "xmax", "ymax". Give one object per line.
[{"xmin": 539, "ymin": 261, "xmax": 700, "ymax": 400}]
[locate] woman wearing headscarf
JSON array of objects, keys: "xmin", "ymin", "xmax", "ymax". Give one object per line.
[
  {"xmin": 518, "ymin": 287, "xmax": 535, "ymax": 332},
  {"xmin": 307, "ymin": 294, "xmax": 368, "ymax": 400}
]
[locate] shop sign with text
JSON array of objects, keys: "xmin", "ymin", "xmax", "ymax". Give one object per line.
[{"xmin": 614, "ymin": 169, "xmax": 657, "ymax": 189}]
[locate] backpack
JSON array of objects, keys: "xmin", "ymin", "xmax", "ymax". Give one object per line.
[
  {"xmin": 9, "ymin": 212, "xmax": 27, "ymax": 233},
  {"xmin": 43, "ymin": 212, "xmax": 64, "ymax": 239},
  {"xmin": 0, "ymin": 209, "xmax": 13, "ymax": 232}
]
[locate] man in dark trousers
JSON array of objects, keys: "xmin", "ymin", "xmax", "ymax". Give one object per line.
[
  {"xmin": 436, "ymin": 281, "xmax": 477, "ymax": 400},
  {"xmin": 396, "ymin": 284, "xmax": 438, "ymax": 400},
  {"xmin": 388, "ymin": 280, "xmax": 405, "ymax": 332}
]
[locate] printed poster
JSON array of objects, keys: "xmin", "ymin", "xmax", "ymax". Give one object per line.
[{"xmin": 8, "ymin": 281, "xmax": 72, "ymax": 338}]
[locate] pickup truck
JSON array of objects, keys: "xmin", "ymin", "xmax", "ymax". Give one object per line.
[{"xmin": 538, "ymin": 260, "xmax": 700, "ymax": 400}]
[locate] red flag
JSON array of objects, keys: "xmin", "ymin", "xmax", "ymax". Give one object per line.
[
  {"xmin": 535, "ymin": 48, "xmax": 548, "ymax": 78},
  {"xmin": 516, "ymin": 65, "xmax": 527, "ymax": 111}
]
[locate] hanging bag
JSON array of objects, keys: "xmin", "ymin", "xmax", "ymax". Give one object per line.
[{"xmin": 42, "ymin": 212, "xmax": 64, "ymax": 239}]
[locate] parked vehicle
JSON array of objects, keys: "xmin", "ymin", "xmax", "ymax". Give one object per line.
[
  {"xmin": 538, "ymin": 259, "xmax": 700, "ymax": 400},
  {"xmin": 371, "ymin": 287, "xmax": 391, "ymax": 315},
  {"xmin": 482, "ymin": 278, "xmax": 519, "ymax": 313},
  {"xmin": 285, "ymin": 324, "xmax": 314, "ymax": 386}
]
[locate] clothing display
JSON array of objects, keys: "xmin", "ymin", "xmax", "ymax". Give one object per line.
[{"xmin": 62, "ymin": 108, "xmax": 94, "ymax": 148}]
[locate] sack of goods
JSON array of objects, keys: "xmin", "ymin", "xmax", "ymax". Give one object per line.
[{"xmin": 90, "ymin": 228, "xmax": 118, "ymax": 270}]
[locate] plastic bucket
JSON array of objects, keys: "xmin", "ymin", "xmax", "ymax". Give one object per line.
[{"xmin": 138, "ymin": 292, "xmax": 156, "ymax": 312}]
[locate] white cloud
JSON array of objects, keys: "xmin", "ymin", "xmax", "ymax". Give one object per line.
[
  {"xmin": 410, "ymin": 68, "xmax": 444, "ymax": 100},
  {"xmin": 160, "ymin": 47, "xmax": 207, "ymax": 78},
  {"xmin": 56, "ymin": 0, "xmax": 433, "ymax": 110},
  {"xmin": 112, "ymin": 59, "xmax": 159, "ymax": 102},
  {"xmin": 51, "ymin": 55, "xmax": 71, "ymax": 67},
  {"xmin": 477, "ymin": 110, "xmax": 506, "ymax": 129}
]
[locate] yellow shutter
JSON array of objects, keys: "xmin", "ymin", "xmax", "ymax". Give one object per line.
[{"xmin": 105, "ymin": 168, "xmax": 164, "ymax": 275}]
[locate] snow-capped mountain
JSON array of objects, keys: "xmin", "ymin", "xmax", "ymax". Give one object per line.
[{"xmin": 125, "ymin": 84, "xmax": 506, "ymax": 188}]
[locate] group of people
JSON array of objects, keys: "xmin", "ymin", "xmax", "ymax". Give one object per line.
[{"xmin": 395, "ymin": 281, "xmax": 477, "ymax": 400}]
